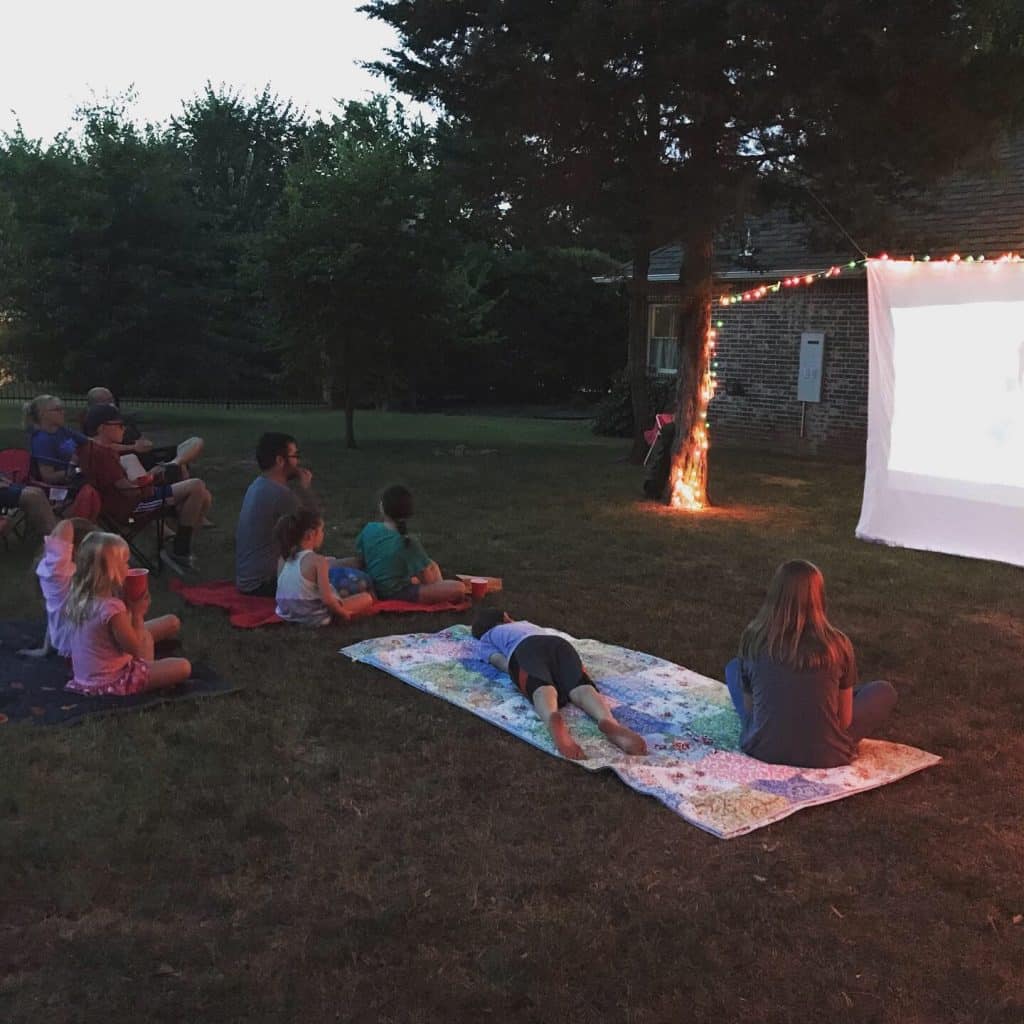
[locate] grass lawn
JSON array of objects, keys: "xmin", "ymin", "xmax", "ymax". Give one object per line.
[{"xmin": 1, "ymin": 405, "xmax": 1022, "ymax": 1023}]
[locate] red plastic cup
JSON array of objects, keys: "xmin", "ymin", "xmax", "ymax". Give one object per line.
[
  {"xmin": 123, "ymin": 568, "xmax": 149, "ymax": 601},
  {"xmin": 470, "ymin": 577, "xmax": 488, "ymax": 601}
]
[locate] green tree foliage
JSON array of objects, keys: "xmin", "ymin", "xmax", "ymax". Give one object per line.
[
  {"xmin": 170, "ymin": 84, "xmax": 307, "ymax": 233},
  {"xmin": 462, "ymin": 247, "xmax": 625, "ymax": 404},
  {"xmin": 0, "ymin": 83, "xmax": 621, "ymax": 410},
  {"xmin": 0, "ymin": 98, "xmax": 288, "ymax": 396},
  {"xmin": 364, "ymin": 0, "xmax": 1024, "ymax": 496},
  {"xmin": 263, "ymin": 96, "xmax": 492, "ymax": 446},
  {"xmin": 169, "ymin": 85, "xmax": 311, "ymax": 386}
]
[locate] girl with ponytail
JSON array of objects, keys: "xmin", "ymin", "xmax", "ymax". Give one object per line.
[
  {"xmin": 353, "ymin": 484, "xmax": 466, "ymax": 605},
  {"xmin": 273, "ymin": 505, "xmax": 374, "ymax": 625}
]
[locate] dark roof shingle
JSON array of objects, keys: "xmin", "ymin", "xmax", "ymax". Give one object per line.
[{"xmin": 635, "ymin": 135, "xmax": 1024, "ymax": 281}]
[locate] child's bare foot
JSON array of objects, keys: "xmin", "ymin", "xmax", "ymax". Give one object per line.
[
  {"xmin": 548, "ymin": 712, "xmax": 586, "ymax": 760},
  {"xmin": 600, "ymin": 718, "xmax": 648, "ymax": 755}
]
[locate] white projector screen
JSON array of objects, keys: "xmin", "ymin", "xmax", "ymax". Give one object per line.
[{"xmin": 857, "ymin": 260, "xmax": 1024, "ymax": 568}]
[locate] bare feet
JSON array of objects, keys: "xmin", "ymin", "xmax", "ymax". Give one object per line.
[
  {"xmin": 548, "ymin": 711, "xmax": 586, "ymax": 760},
  {"xmin": 599, "ymin": 717, "xmax": 648, "ymax": 755}
]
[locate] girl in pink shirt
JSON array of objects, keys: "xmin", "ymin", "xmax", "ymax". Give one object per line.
[{"xmin": 63, "ymin": 533, "xmax": 191, "ymax": 696}]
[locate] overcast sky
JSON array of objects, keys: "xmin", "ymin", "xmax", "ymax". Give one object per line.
[{"xmin": 1, "ymin": 1, "xmax": 405, "ymax": 141}]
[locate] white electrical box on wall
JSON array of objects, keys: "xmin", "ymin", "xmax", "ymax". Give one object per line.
[{"xmin": 797, "ymin": 331, "xmax": 825, "ymax": 402}]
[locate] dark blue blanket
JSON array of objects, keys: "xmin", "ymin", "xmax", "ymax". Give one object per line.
[{"xmin": 0, "ymin": 621, "xmax": 240, "ymax": 726}]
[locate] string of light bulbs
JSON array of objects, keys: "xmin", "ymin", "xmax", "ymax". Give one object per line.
[
  {"xmin": 669, "ymin": 249, "xmax": 1024, "ymax": 510},
  {"xmin": 718, "ymin": 252, "xmax": 1024, "ymax": 306}
]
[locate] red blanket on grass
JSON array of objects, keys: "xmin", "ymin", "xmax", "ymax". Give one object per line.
[{"xmin": 168, "ymin": 579, "xmax": 469, "ymax": 628}]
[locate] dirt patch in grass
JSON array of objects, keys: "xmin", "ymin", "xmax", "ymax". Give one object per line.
[
  {"xmin": 962, "ymin": 610, "xmax": 1024, "ymax": 641},
  {"xmin": 637, "ymin": 499, "xmax": 796, "ymax": 526}
]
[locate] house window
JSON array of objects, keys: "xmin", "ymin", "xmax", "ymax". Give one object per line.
[{"xmin": 648, "ymin": 304, "xmax": 679, "ymax": 375}]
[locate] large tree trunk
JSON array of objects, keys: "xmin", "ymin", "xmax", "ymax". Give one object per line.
[
  {"xmin": 666, "ymin": 226, "xmax": 715, "ymax": 508},
  {"xmin": 628, "ymin": 245, "xmax": 652, "ymax": 463}
]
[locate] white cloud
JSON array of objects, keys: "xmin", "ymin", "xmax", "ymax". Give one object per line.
[{"xmin": 1, "ymin": 0, "xmax": 403, "ymax": 140}]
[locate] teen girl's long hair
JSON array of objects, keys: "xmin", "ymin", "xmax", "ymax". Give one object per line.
[
  {"xmin": 739, "ymin": 560, "xmax": 853, "ymax": 674},
  {"xmin": 274, "ymin": 505, "xmax": 323, "ymax": 562},
  {"xmin": 63, "ymin": 532, "xmax": 129, "ymax": 627},
  {"xmin": 380, "ymin": 484, "xmax": 414, "ymax": 548}
]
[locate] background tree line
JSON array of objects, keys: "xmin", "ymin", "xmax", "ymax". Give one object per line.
[{"xmin": 0, "ymin": 86, "xmax": 626, "ymax": 432}]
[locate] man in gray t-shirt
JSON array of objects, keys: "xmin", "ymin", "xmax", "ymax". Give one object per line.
[{"xmin": 235, "ymin": 433, "xmax": 312, "ymax": 595}]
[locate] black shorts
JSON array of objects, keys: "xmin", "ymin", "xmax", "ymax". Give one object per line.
[{"xmin": 507, "ymin": 634, "xmax": 596, "ymax": 708}]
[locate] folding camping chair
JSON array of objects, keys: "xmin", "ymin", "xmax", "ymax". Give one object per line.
[
  {"xmin": 0, "ymin": 449, "xmax": 31, "ymax": 547},
  {"xmin": 0, "ymin": 446, "xmax": 102, "ymax": 530},
  {"xmin": 642, "ymin": 413, "xmax": 675, "ymax": 466},
  {"xmin": 0, "ymin": 448, "xmax": 62, "ymax": 548},
  {"xmin": 0, "ymin": 447, "xmax": 32, "ymax": 486},
  {"xmin": 100, "ymin": 498, "xmax": 173, "ymax": 574}
]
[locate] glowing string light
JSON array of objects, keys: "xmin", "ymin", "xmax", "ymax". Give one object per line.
[
  {"xmin": 671, "ymin": 251, "xmax": 1022, "ymax": 512},
  {"xmin": 717, "ymin": 253, "xmax": 1024, "ymax": 307},
  {"xmin": 669, "ymin": 322, "xmax": 719, "ymax": 510}
]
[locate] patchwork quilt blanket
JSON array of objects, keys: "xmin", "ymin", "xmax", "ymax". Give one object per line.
[{"xmin": 342, "ymin": 625, "xmax": 941, "ymax": 839}]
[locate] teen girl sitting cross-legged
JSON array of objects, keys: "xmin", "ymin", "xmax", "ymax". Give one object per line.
[{"xmin": 725, "ymin": 559, "xmax": 897, "ymax": 769}]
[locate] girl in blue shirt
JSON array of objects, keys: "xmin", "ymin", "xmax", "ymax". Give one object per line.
[{"xmin": 24, "ymin": 395, "xmax": 87, "ymax": 483}]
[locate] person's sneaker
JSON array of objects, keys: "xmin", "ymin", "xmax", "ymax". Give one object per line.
[{"xmin": 160, "ymin": 547, "xmax": 197, "ymax": 577}]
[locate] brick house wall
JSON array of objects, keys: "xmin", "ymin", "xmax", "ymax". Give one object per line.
[{"xmin": 647, "ymin": 277, "xmax": 869, "ymax": 457}]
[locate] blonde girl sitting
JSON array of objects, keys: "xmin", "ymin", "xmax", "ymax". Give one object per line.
[
  {"xmin": 274, "ymin": 506, "xmax": 374, "ymax": 625},
  {"xmin": 63, "ymin": 532, "xmax": 191, "ymax": 696}
]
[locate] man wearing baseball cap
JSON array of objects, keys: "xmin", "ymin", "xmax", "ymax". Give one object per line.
[
  {"xmin": 79, "ymin": 404, "xmax": 212, "ymax": 575},
  {"xmin": 83, "ymin": 386, "xmax": 205, "ymax": 482}
]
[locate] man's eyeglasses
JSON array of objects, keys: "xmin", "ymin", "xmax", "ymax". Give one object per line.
[{"xmin": 285, "ymin": 451, "xmax": 300, "ymax": 460}]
